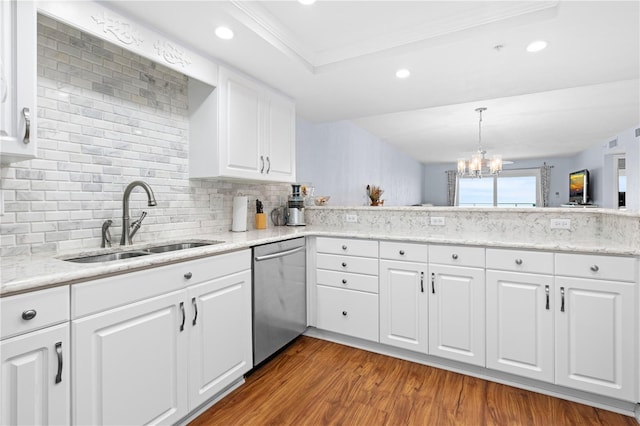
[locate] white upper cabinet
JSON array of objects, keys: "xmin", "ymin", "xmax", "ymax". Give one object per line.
[
  {"xmin": 190, "ymin": 66, "xmax": 296, "ymax": 182},
  {"xmin": 1, "ymin": 0, "xmax": 37, "ymax": 164}
]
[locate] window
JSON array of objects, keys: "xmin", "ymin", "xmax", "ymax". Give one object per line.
[{"xmin": 456, "ymin": 168, "xmax": 541, "ymax": 207}]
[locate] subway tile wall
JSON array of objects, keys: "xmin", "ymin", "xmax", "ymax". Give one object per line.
[{"xmin": 0, "ymin": 15, "xmax": 291, "ymax": 257}]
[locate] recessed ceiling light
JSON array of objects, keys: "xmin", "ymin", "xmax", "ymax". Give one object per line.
[
  {"xmin": 215, "ymin": 26, "xmax": 234, "ymax": 40},
  {"xmin": 526, "ymin": 40, "xmax": 548, "ymax": 53},
  {"xmin": 298, "ymin": 0, "xmax": 317, "ymax": 4},
  {"xmin": 395, "ymin": 69, "xmax": 411, "ymax": 79}
]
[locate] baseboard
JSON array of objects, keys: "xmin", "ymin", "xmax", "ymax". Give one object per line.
[
  {"xmin": 304, "ymin": 327, "xmax": 639, "ymax": 419},
  {"xmin": 175, "ymin": 378, "xmax": 245, "ymax": 426}
]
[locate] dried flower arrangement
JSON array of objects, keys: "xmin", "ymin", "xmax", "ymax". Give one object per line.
[{"xmin": 366, "ymin": 185, "xmax": 384, "ymax": 206}]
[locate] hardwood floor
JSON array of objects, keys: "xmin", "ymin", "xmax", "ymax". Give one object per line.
[{"xmin": 190, "ymin": 336, "xmax": 636, "ymax": 426}]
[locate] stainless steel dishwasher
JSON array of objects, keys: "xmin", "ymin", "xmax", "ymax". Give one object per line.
[{"xmin": 252, "ymin": 237, "xmax": 306, "ymax": 367}]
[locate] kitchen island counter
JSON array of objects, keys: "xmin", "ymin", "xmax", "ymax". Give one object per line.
[{"xmin": 3, "ymin": 206, "xmax": 639, "ymax": 296}]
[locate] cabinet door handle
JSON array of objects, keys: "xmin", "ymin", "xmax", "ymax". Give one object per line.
[
  {"xmin": 515, "ymin": 258, "xmax": 523, "ymax": 265},
  {"xmin": 266, "ymin": 156, "xmax": 271, "ymax": 174},
  {"xmin": 260, "ymin": 155, "xmax": 265, "ymax": 173},
  {"xmin": 420, "ymin": 272, "xmax": 424, "ymax": 293},
  {"xmin": 22, "ymin": 107, "xmax": 30, "ymax": 144},
  {"xmin": 192, "ymin": 297, "xmax": 198, "ymax": 326},
  {"xmin": 342, "ymin": 311, "xmax": 347, "ymax": 316},
  {"xmin": 560, "ymin": 287, "xmax": 565, "ymax": 313},
  {"xmin": 545, "ymin": 285, "xmax": 550, "ymax": 310},
  {"xmin": 21, "ymin": 309, "xmax": 37, "ymax": 320},
  {"xmin": 179, "ymin": 302, "xmax": 186, "ymax": 331},
  {"xmin": 55, "ymin": 342, "xmax": 63, "ymax": 384},
  {"xmin": 431, "ymin": 272, "xmax": 436, "ymax": 294},
  {"xmin": 452, "ymin": 253, "xmax": 458, "ymax": 260},
  {"xmin": 590, "ymin": 265, "xmax": 599, "ymax": 272}
]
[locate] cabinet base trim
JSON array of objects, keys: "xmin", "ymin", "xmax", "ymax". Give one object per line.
[
  {"xmin": 175, "ymin": 377, "xmax": 245, "ymax": 426},
  {"xmin": 304, "ymin": 327, "xmax": 638, "ymax": 419}
]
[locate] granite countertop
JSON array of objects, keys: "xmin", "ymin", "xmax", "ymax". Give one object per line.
[{"xmin": 2, "ymin": 225, "xmax": 637, "ymax": 297}]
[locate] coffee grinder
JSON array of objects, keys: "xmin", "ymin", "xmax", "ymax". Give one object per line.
[{"xmin": 286, "ymin": 184, "xmax": 305, "ymax": 226}]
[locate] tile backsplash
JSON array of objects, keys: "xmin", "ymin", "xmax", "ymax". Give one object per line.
[{"xmin": 0, "ymin": 15, "xmax": 291, "ymax": 257}]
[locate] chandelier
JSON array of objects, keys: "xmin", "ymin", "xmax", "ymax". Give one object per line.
[{"xmin": 457, "ymin": 107, "xmax": 502, "ymax": 177}]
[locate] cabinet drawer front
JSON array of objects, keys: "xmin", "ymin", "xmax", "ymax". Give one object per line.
[
  {"xmin": 316, "ymin": 253, "xmax": 378, "ymax": 276},
  {"xmin": 429, "ymin": 245, "xmax": 485, "ymax": 268},
  {"xmin": 73, "ymin": 250, "xmax": 251, "ymax": 318},
  {"xmin": 317, "ymin": 269, "xmax": 379, "ymax": 294},
  {"xmin": 555, "ymin": 253, "xmax": 636, "ymax": 282},
  {"xmin": 1, "ymin": 286, "xmax": 70, "ymax": 340},
  {"xmin": 486, "ymin": 249, "xmax": 553, "ymax": 274},
  {"xmin": 380, "ymin": 241, "xmax": 429, "ymax": 263},
  {"xmin": 316, "ymin": 285, "xmax": 379, "ymax": 342},
  {"xmin": 316, "ymin": 237, "xmax": 378, "ymax": 258}
]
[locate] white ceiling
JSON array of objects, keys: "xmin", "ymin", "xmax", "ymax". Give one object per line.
[{"xmin": 105, "ymin": 0, "xmax": 640, "ymax": 164}]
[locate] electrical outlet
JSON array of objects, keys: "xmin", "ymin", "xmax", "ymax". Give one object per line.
[
  {"xmin": 345, "ymin": 214, "xmax": 358, "ymax": 223},
  {"xmin": 550, "ymin": 218, "xmax": 571, "ymax": 230},
  {"xmin": 430, "ymin": 216, "xmax": 445, "ymax": 226}
]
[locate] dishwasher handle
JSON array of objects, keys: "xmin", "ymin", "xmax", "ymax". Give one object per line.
[{"xmin": 254, "ymin": 246, "xmax": 305, "ymax": 262}]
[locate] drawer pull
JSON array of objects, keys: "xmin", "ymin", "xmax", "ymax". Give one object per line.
[
  {"xmin": 399, "ymin": 250, "xmax": 405, "ymax": 255},
  {"xmin": 545, "ymin": 285, "xmax": 550, "ymax": 310},
  {"xmin": 55, "ymin": 342, "xmax": 63, "ymax": 384},
  {"xmin": 179, "ymin": 302, "xmax": 186, "ymax": 332},
  {"xmin": 21, "ymin": 309, "xmax": 37, "ymax": 321},
  {"xmin": 192, "ymin": 297, "xmax": 198, "ymax": 326},
  {"xmin": 342, "ymin": 245, "xmax": 347, "ymax": 250},
  {"xmin": 184, "ymin": 272, "xmax": 193, "ymax": 279},
  {"xmin": 452, "ymin": 254, "xmax": 458, "ymax": 260},
  {"xmin": 342, "ymin": 311, "xmax": 348, "ymax": 316},
  {"xmin": 342, "ymin": 279, "xmax": 347, "ymax": 284},
  {"xmin": 560, "ymin": 287, "xmax": 565, "ymax": 313},
  {"xmin": 590, "ymin": 265, "xmax": 599, "ymax": 272},
  {"xmin": 341, "ymin": 262, "xmax": 347, "ymax": 267},
  {"xmin": 515, "ymin": 259, "xmax": 523, "ymax": 265}
]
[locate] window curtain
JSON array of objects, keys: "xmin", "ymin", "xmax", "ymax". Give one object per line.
[
  {"xmin": 446, "ymin": 170, "xmax": 457, "ymax": 206},
  {"xmin": 541, "ymin": 162, "xmax": 553, "ymax": 207}
]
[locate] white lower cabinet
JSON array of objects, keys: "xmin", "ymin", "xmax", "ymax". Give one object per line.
[
  {"xmin": 486, "ymin": 270, "xmax": 554, "ymax": 382},
  {"xmin": 73, "ymin": 290, "xmax": 188, "ymax": 425},
  {"xmin": 379, "ymin": 258, "xmax": 428, "ymax": 353},
  {"xmin": 429, "ymin": 263, "xmax": 485, "ymax": 366},
  {"xmin": 0, "ymin": 286, "xmax": 70, "ymax": 426},
  {"xmin": 72, "ymin": 250, "xmax": 252, "ymax": 425},
  {"xmin": 188, "ymin": 269, "xmax": 252, "ymax": 409},
  {"xmin": 554, "ymin": 277, "xmax": 636, "ymax": 401},
  {"xmin": 315, "ymin": 237, "xmax": 379, "ymax": 342},
  {"xmin": 428, "ymin": 245, "xmax": 485, "ymax": 366},
  {"xmin": 1, "ymin": 323, "xmax": 70, "ymax": 425}
]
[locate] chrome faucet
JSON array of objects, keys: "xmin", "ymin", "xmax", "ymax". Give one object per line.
[
  {"xmin": 101, "ymin": 219, "xmax": 113, "ymax": 248},
  {"xmin": 120, "ymin": 181, "xmax": 157, "ymax": 245}
]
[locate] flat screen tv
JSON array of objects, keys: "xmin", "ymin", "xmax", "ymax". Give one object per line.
[{"xmin": 569, "ymin": 169, "xmax": 590, "ymax": 204}]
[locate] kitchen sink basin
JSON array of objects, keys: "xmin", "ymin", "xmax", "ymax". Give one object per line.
[
  {"xmin": 62, "ymin": 240, "xmax": 224, "ymax": 263},
  {"xmin": 65, "ymin": 251, "xmax": 150, "ymax": 263},
  {"xmin": 143, "ymin": 240, "xmax": 223, "ymax": 254}
]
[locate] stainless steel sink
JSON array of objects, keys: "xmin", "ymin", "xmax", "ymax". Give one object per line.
[
  {"xmin": 65, "ymin": 251, "xmax": 150, "ymax": 263},
  {"xmin": 143, "ymin": 240, "xmax": 224, "ymax": 253},
  {"xmin": 62, "ymin": 240, "xmax": 224, "ymax": 263}
]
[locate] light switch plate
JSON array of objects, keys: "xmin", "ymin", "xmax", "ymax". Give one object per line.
[
  {"xmin": 550, "ymin": 218, "xmax": 571, "ymax": 229},
  {"xmin": 345, "ymin": 214, "xmax": 358, "ymax": 223}
]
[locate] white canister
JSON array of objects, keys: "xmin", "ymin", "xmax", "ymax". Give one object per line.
[{"xmin": 231, "ymin": 196, "xmax": 248, "ymax": 232}]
